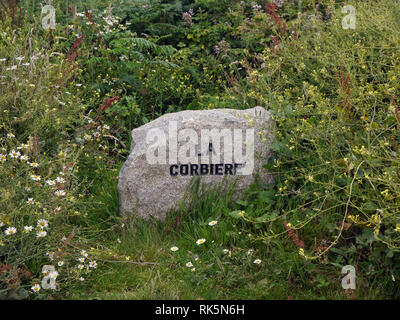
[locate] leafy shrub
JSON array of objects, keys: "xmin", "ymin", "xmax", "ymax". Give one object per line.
[{"xmin": 219, "ymin": 0, "xmax": 400, "ymax": 296}]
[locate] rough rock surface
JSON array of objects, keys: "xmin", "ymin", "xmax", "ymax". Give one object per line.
[{"xmin": 118, "ymin": 106, "xmax": 274, "ymax": 220}]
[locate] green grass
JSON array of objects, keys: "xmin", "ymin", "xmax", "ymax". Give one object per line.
[{"xmin": 67, "ymin": 168, "xmax": 390, "ymax": 300}]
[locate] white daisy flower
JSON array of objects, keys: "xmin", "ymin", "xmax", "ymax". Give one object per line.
[
  {"xmin": 191, "ymin": 268, "xmax": 196, "ymax": 272},
  {"xmin": 24, "ymin": 226, "xmax": 33, "ymax": 232},
  {"xmin": 29, "ymin": 162, "xmax": 39, "ymax": 168},
  {"xmin": 7, "ymin": 133, "xmax": 15, "ymax": 138},
  {"xmin": 58, "ymin": 261, "xmax": 64, "ymax": 267},
  {"xmin": 253, "ymin": 259, "xmax": 262, "ymax": 264},
  {"xmin": 89, "ymin": 261, "xmax": 97, "ymax": 268},
  {"xmin": 37, "ymin": 231, "xmax": 47, "ymax": 238},
  {"xmin": 77, "ymin": 264, "xmax": 84, "ymax": 270},
  {"xmin": 9, "ymin": 150, "xmax": 20, "ymax": 158},
  {"xmin": 37, "ymin": 219, "xmax": 48, "ymax": 229},
  {"xmin": 55, "ymin": 177, "xmax": 65, "ymax": 184},
  {"xmin": 46, "ymin": 180, "xmax": 56, "ymax": 186},
  {"xmin": 5, "ymin": 227, "xmax": 17, "ymax": 236},
  {"xmin": 55, "ymin": 207, "xmax": 61, "ymax": 214},
  {"xmin": 196, "ymin": 238, "xmax": 206, "ymax": 245},
  {"xmin": 78, "ymin": 277, "xmax": 85, "ymax": 281},
  {"xmin": 26, "ymin": 198, "xmax": 35, "ymax": 205},
  {"xmin": 50, "ymin": 271, "xmax": 58, "ymax": 279},
  {"xmin": 186, "ymin": 262, "xmax": 193, "ymax": 268},
  {"xmin": 0, "ymin": 154, "xmax": 6, "ymax": 162},
  {"xmin": 30, "ymin": 174, "xmax": 41, "ymax": 181},
  {"xmin": 170, "ymin": 246, "xmax": 179, "ymax": 252},
  {"xmin": 208, "ymin": 220, "xmax": 218, "ymax": 226},
  {"xmin": 20, "ymin": 155, "xmax": 28, "ymax": 161},
  {"xmin": 31, "ymin": 284, "xmax": 41, "ymax": 293},
  {"xmin": 77, "ymin": 257, "xmax": 85, "ymax": 263},
  {"xmin": 81, "ymin": 250, "xmax": 88, "ymax": 257},
  {"xmin": 55, "ymin": 190, "xmax": 66, "ymax": 197}
]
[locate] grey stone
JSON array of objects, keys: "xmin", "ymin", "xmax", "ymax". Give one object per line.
[{"xmin": 118, "ymin": 106, "xmax": 274, "ymax": 220}]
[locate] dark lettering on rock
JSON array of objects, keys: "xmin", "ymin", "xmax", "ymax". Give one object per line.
[{"xmin": 170, "ymin": 163, "xmax": 242, "ymax": 176}]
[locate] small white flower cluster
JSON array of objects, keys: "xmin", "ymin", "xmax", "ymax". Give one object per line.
[
  {"xmin": 222, "ymin": 248, "xmax": 261, "ymax": 265},
  {"xmin": 0, "ymin": 108, "xmax": 98, "ymax": 294},
  {"xmin": 1, "ymin": 140, "xmax": 30, "ymax": 164},
  {"xmin": 182, "ymin": 8, "xmax": 194, "ymax": 27},
  {"xmin": 2, "ymin": 55, "xmax": 33, "ymax": 72},
  {"xmin": 76, "ymin": 250, "xmax": 97, "ymax": 278},
  {"xmin": 31, "ymin": 256, "xmax": 62, "ymax": 293},
  {"xmin": 2, "ymin": 218, "xmax": 49, "ymax": 238},
  {"xmin": 169, "ymin": 219, "xmax": 224, "ymax": 272},
  {"xmin": 251, "ymin": 2, "xmax": 263, "ymax": 12},
  {"xmin": 185, "ymin": 261, "xmax": 196, "ymax": 272},
  {"xmin": 222, "ymin": 249, "xmax": 232, "ymax": 257},
  {"xmin": 30, "ymin": 250, "xmax": 98, "ymax": 293}
]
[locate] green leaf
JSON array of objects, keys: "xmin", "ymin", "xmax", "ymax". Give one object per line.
[
  {"xmin": 142, "ymin": 116, "xmax": 149, "ymax": 124},
  {"xmin": 362, "ymin": 201, "xmax": 377, "ymax": 214},
  {"xmin": 386, "ymin": 250, "xmax": 394, "ymax": 258},
  {"xmin": 258, "ymin": 190, "xmax": 275, "ymax": 204},
  {"xmin": 255, "ymin": 213, "xmax": 270, "ymax": 223},
  {"xmin": 235, "ymin": 199, "xmax": 247, "ymax": 206},
  {"xmin": 229, "ymin": 210, "xmax": 244, "ymax": 219}
]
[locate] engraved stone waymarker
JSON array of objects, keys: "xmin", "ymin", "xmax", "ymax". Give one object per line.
[{"xmin": 118, "ymin": 106, "xmax": 274, "ymax": 220}]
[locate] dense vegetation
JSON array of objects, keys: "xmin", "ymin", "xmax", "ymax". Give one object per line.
[{"xmin": 0, "ymin": 0, "xmax": 399, "ymax": 299}]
